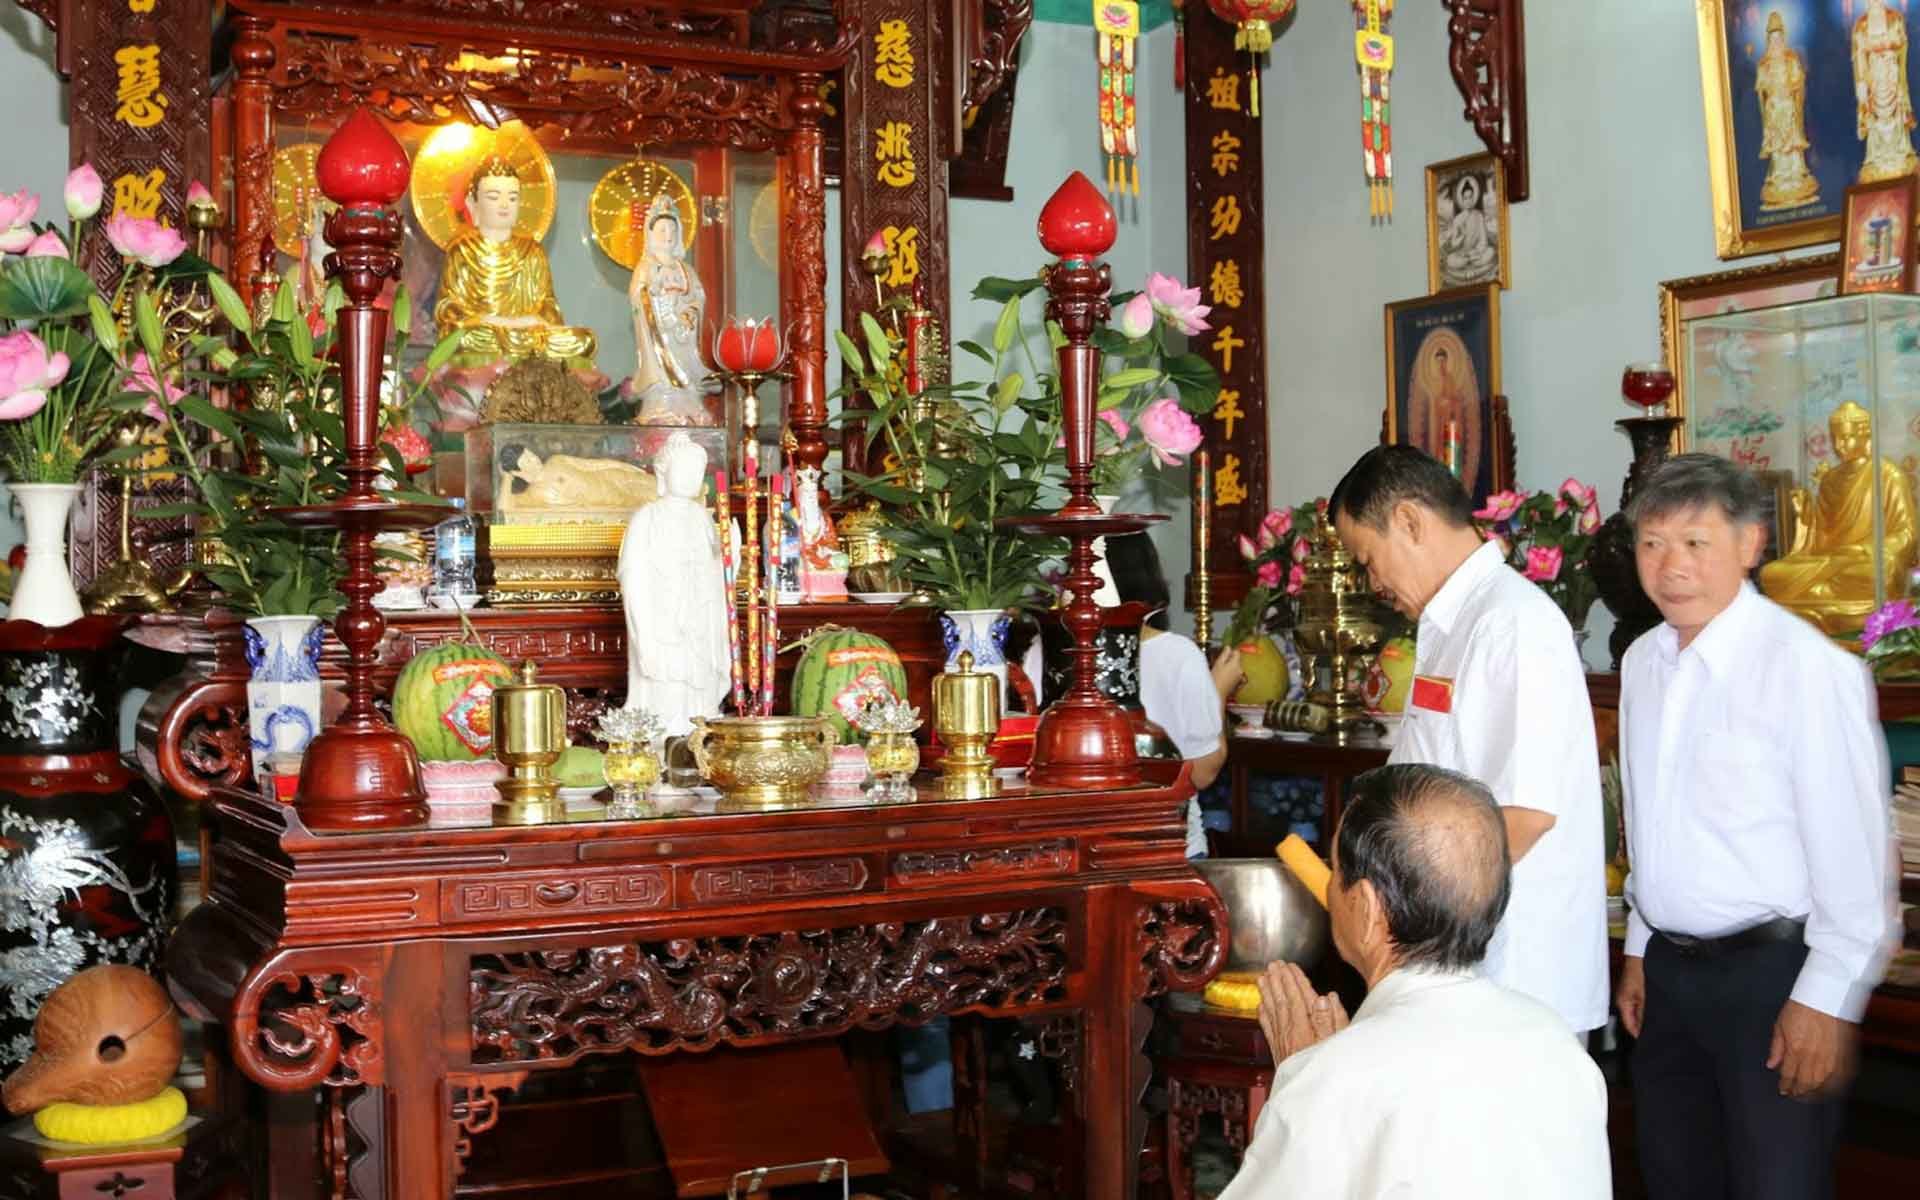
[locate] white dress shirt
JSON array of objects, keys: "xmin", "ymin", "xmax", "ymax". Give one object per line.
[
  {"xmin": 1388, "ymin": 541, "xmax": 1610, "ymax": 1033},
  {"xmin": 1217, "ymin": 968, "xmax": 1611, "ymax": 1200},
  {"xmin": 1621, "ymin": 583, "xmax": 1896, "ymax": 1021}
]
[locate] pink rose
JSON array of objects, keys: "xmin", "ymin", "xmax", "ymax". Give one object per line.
[
  {"xmin": 0, "ymin": 189, "xmax": 37, "ymax": 254},
  {"xmin": 64, "ymin": 164, "xmax": 103, "ymax": 220},
  {"xmin": 1578, "ymin": 505, "xmax": 1601, "ymax": 535},
  {"xmin": 1291, "ymin": 536, "xmax": 1311, "ymax": 563},
  {"xmin": 127, "ymin": 350, "xmax": 184, "ymax": 421},
  {"xmin": 22, "ymin": 230, "xmax": 67, "ymax": 258},
  {"xmin": 1256, "ymin": 560, "xmax": 1282, "ymax": 588},
  {"xmin": 1138, "ymin": 396, "xmax": 1202, "ymax": 465},
  {"xmin": 1523, "ymin": 545, "xmax": 1564, "ymax": 583},
  {"xmin": 1145, "ymin": 272, "xmax": 1211, "ymax": 335},
  {"xmin": 1116, "ymin": 292, "xmax": 1155, "ymax": 339},
  {"xmin": 1560, "ymin": 477, "xmax": 1597, "ymax": 511},
  {"xmin": 1472, "ymin": 489, "xmax": 1524, "ymax": 522},
  {"xmin": 1257, "ymin": 522, "xmax": 1278, "ymax": 552},
  {"xmin": 1286, "ymin": 563, "xmax": 1307, "ymax": 595},
  {"xmin": 103, "ymin": 213, "xmax": 187, "ymax": 268},
  {"xmin": 1237, "ymin": 532, "xmax": 1258, "ymax": 562},
  {"xmin": 0, "ymin": 330, "xmax": 70, "ymax": 420},
  {"xmin": 186, "ymin": 180, "xmax": 215, "ymax": 210},
  {"xmin": 1260, "ymin": 507, "xmax": 1294, "ymax": 541}
]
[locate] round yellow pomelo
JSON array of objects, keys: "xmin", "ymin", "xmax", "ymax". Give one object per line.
[
  {"xmin": 1365, "ymin": 636, "xmax": 1416, "ymax": 713},
  {"xmin": 1232, "ymin": 635, "xmax": 1290, "ymax": 706}
]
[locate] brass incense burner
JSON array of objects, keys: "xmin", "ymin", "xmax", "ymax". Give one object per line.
[
  {"xmin": 491, "ymin": 660, "xmax": 566, "ymax": 817},
  {"xmin": 1291, "ymin": 514, "xmax": 1385, "ymax": 741},
  {"xmin": 687, "ymin": 715, "xmax": 834, "ymax": 809},
  {"xmin": 931, "ymin": 651, "xmax": 999, "ymax": 785}
]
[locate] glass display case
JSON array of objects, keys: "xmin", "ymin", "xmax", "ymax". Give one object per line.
[{"xmin": 1684, "ymin": 293, "xmax": 1920, "ymax": 637}]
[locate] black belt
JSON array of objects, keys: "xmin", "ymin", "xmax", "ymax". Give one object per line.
[{"xmin": 1654, "ymin": 916, "xmax": 1805, "ymax": 959}]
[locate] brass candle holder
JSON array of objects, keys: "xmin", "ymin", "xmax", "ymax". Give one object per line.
[
  {"xmin": 932, "ymin": 651, "xmax": 999, "ymax": 786},
  {"xmin": 491, "ymin": 660, "xmax": 566, "ymax": 819}
]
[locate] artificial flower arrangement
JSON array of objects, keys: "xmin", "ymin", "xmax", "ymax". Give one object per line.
[
  {"xmin": 1236, "ymin": 498, "xmax": 1327, "ymax": 598},
  {"xmin": 1859, "ymin": 600, "xmax": 1920, "ymax": 678},
  {"xmin": 836, "ymin": 270, "xmax": 1220, "ymax": 610},
  {"xmin": 1471, "ymin": 480, "xmax": 1603, "ymax": 629}
]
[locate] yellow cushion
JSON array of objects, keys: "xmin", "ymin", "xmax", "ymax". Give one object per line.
[{"xmin": 32, "ymin": 1086, "xmax": 187, "ymax": 1145}]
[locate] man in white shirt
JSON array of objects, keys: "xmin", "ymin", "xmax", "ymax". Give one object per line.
[
  {"xmin": 1219, "ymin": 763, "xmax": 1610, "ymax": 1200},
  {"xmin": 1329, "ymin": 445, "xmax": 1608, "ymax": 1035},
  {"xmin": 1616, "ymin": 454, "xmax": 1896, "ymax": 1200}
]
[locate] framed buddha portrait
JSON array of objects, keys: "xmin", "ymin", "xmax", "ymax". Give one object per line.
[{"xmin": 1384, "ymin": 285, "xmax": 1504, "ymax": 507}]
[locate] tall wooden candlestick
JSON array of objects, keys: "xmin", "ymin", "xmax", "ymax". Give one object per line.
[
  {"xmin": 282, "ymin": 109, "xmax": 446, "ymax": 830},
  {"xmin": 1009, "ymin": 172, "xmax": 1162, "ymax": 790}
]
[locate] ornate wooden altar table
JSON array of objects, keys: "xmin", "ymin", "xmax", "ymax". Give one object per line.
[{"xmin": 163, "ymin": 767, "xmax": 1225, "ymax": 1199}]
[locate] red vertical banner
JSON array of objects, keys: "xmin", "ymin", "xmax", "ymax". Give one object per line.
[{"xmin": 1183, "ymin": 14, "xmax": 1267, "ymax": 609}]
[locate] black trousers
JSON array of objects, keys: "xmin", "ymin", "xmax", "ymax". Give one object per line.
[{"xmin": 1632, "ymin": 934, "xmax": 1843, "ymax": 1200}]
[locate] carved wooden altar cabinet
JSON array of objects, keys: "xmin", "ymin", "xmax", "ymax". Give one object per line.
[{"xmin": 163, "ymin": 765, "xmax": 1224, "ymax": 1198}]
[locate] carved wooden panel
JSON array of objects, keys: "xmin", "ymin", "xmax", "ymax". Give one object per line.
[
  {"xmin": 949, "ymin": 43, "xmax": 1018, "ymax": 203},
  {"xmin": 684, "ymin": 856, "xmax": 870, "ymax": 905},
  {"xmin": 233, "ymin": 966, "xmax": 384, "ymax": 1091},
  {"xmin": 444, "ymin": 867, "xmax": 671, "ymax": 924},
  {"xmin": 1182, "ymin": 14, "xmax": 1266, "ymax": 612},
  {"xmin": 1136, "ymin": 896, "xmax": 1227, "ymax": 999},
  {"xmin": 237, "ymin": 0, "xmax": 761, "ymax": 51},
  {"xmin": 1443, "ymin": 0, "xmax": 1529, "ymax": 203},
  {"xmin": 469, "ymin": 907, "xmax": 1070, "ymax": 1064},
  {"xmin": 889, "ymin": 837, "xmax": 1074, "ymax": 885}
]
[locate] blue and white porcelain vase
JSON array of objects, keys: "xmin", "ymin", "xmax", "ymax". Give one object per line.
[
  {"xmin": 244, "ymin": 614, "xmax": 325, "ymax": 774},
  {"xmin": 940, "ymin": 608, "xmax": 1012, "ymax": 707}
]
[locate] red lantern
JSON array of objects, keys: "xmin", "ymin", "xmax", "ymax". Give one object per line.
[{"xmin": 1205, "ymin": 0, "xmax": 1296, "ymax": 117}]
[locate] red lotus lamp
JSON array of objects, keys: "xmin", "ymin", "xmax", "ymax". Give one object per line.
[
  {"xmin": 715, "ymin": 317, "xmax": 785, "ymax": 375},
  {"xmin": 1037, "ymin": 170, "xmax": 1118, "ymax": 260}
]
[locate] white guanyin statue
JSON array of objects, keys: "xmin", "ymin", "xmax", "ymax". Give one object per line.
[
  {"xmin": 628, "ymin": 194, "xmax": 714, "ymax": 425},
  {"xmin": 617, "ymin": 431, "xmax": 729, "ymax": 735}
]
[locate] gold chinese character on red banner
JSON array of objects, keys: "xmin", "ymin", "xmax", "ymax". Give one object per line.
[
  {"xmin": 1207, "ymin": 68, "xmax": 1241, "ymax": 112},
  {"xmin": 875, "ymin": 120, "xmax": 916, "ymax": 187},
  {"xmin": 1210, "ymin": 325, "xmax": 1246, "ymax": 374},
  {"xmin": 1209, "ymin": 260, "xmax": 1243, "ymax": 309},
  {"xmin": 882, "ymin": 224, "xmax": 920, "ymax": 287},
  {"xmin": 113, "ymin": 44, "xmax": 168, "ymax": 128},
  {"xmin": 1213, "ymin": 388, "xmax": 1245, "ymax": 440},
  {"xmin": 111, "ymin": 168, "xmax": 166, "ymax": 218},
  {"xmin": 875, "ymin": 19, "xmax": 914, "ymax": 88},
  {"xmin": 1215, "ymin": 454, "xmax": 1248, "ymax": 506},
  {"xmin": 128, "ymin": 0, "xmax": 157, "ymax": 11},
  {"xmin": 1208, "ymin": 194, "xmax": 1242, "ymax": 240},
  {"xmin": 1210, "ymin": 130, "xmax": 1242, "ymax": 177}
]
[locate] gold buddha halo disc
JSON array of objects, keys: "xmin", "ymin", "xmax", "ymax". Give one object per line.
[
  {"xmin": 270, "ymin": 144, "xmax": 324, "ymax": 258},
  {"xmin": 588, "ymin": 159, "xmax": 697, "ymax": 269},
  {"xmin": 749, "ymin": 176, "xmax": 779, "ymax": 268},
  {"xmin": 410, "ymin": 120, "xmax": 557, "ymax": 252}
]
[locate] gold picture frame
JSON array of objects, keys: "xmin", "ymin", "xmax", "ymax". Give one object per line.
[
  {"xmin": 1425, "ymin": 152, "xmax": 1510, "ymax": 292},
  {"xmin": 1384, "ymin": 284, "xmax": 1505, "ymax": 504},
  {"xmin": 1657, "ymin": 253, "xmax": 1841, "ymax": 431}
]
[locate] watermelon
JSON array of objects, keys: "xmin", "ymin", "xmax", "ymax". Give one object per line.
[
  {"xmin": 790, "ymin": 626, "xmax": 909, "ymax": 744},
  {"xmin": 393, "ymin": 642, "xmax": 514, "ymax": 761}
]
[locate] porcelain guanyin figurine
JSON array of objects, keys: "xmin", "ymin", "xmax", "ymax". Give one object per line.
[
  {"xmin": 617, "ymin": 431, "xmax": 730, "ymax": 735},
  {"xmin": 793, "ymin": 466, "xmax": 849, "ymax": 600}
]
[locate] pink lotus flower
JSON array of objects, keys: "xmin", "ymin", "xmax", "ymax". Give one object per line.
[
  {"xmin": 186, "ymin": 180, "xmax": 215, "ymax": 209},
  {"xmin": 127, "ymin": 351, "xmax": 184, "ymax": 421},
  {"xmin": 64, "ymin": 164, "xmax": 102, "ymax": 220},
  {"xmin": 1473, "ymin": 489, "xmax": 1525, "ymax": 522},
  {"xmin": 1577, "ymin": 505, "xmax": 1601, "ymax": 535},
  {"xmin": 1237, "ymin": 532, "xmax": 1258, "ymax": 562},
  {"xmin": 1257, "ymin": 523, "xmax": 1278, "ymax": 553},
  {"xmin": 0, "ymin": 189, "xmax": 37, "ymax": 253},
  {"xmin": 1116, "ymin": 292, "xmax": 1155, "ymax": 339},
  {"xmin": 1138, "ymin": 396, "xmax": 1202, "ymax": 465},
  {"xmin": 1098, "ymin": 408, "xmax": 1130, "ymax": 444},
  {"xmin": 0, "ymin": 330, "xmax": 70, "ymax": 420},
  {"xmin": 862, "ymin": 230, "xmax": 888, "ymax": 257},
  {"xmin": 1291, "ymin": 536, "xmax": 1311, "ymax": 563},
  {"xmin": 103, "ymin": 213, "xmax": 187, "ymax": 268},
  {"xmin": 1286, "ymin": 563, "xmax": 1307, "ymax": 595},
  {"xmin": 22, "ymin": 230, "xmax": 66, "ymax": 258},
  {"xmin": 1864, "ymin": 599, "xmax": 1920, "ymax": 650},
  {"xmin": 1260, "ymin": 507, "xmax": 1294, "ymax": 541},
  {"xmin": 1256, "ymin": 560, "xmax": 1282, "ymax": 588},
  {"xmin": 1145, "ymin": 272, "xmax": 1211, "ymax": 335},
  {"xmin": 1523, "ymin": 545, "xmax": 1564, "ymax": 583},
  {"xmin": 1560, "ymin": 477, "xmax": 1597, "ymax": 511}
]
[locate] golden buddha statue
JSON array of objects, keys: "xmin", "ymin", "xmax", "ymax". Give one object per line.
[
  {"xmin": 1759, "ymin": 401, "xmax": 1918, "ymax": 636},
  {"xmin": 434, "ymin": 156, "xmax": 596, "ymax": 365}
]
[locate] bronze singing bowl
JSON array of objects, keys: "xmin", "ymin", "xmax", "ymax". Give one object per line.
[{"xmin": 1194, "ymin": 858, "xmax": 1331, "ymax": 972}]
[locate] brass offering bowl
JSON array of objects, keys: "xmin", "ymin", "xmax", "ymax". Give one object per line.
[{"xmin": 687, "ymin": 715, "xmax": 835, "ymax": 808}]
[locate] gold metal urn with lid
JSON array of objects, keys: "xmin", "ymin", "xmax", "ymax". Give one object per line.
[
  {"xmin": 932, "ymin": 650, "xmax": 1000, "ymax": 785},
  {"xmin": 1291, "ymin": 514, "xmax": 1385, "ymax": 741},
  {"xmin": 491, "ymin": 659, "xmax": 566, "ymax": 813}
]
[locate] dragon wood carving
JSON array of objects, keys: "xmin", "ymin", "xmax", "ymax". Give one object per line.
[
  {"xmin": 1136, "ymin": 895, "xmax": 1228, "ymax": 999},
  {"xmin": 1442, "ymin": 0, "xmax": 1529, "ymax": 202},
  {"xmin": 469, "ymin": 908, "xmax": 1069, "ymax": 1065},
  {"xmin": 232, "ymin": 968, "xmax": 384, "ymax": 1091}
]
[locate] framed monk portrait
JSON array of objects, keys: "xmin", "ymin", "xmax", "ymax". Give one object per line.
[{"xmin": 1385, "ymin": 285, "xmax": 1505, "ymax": 506}]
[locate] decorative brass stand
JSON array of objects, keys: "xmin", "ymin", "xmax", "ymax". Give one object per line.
[{"xmin": 1292, "ymin": 513, "xmax": 1384, "ymax": 742}]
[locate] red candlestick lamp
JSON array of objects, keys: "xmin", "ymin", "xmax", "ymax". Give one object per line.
[
  {"xmin": 1008, "ymin": 172, "xmax": 1162, "ymax": 790},
  {"xmin": 282, "ymin": 108, "xmax": 451, "ymax": 830}
]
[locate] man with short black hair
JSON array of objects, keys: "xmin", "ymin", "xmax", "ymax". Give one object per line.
[
  {"xmin": 1327, "ymin": 444, "xmax": 1608, "ymax": 1036},
  {"xmin": 1219, "ymin": 763, "xmax": 1610, "ymax": 1200},
  {"xmin": 1617, "ymin": 453, "xmax": 1895, "ymax": 1200}
]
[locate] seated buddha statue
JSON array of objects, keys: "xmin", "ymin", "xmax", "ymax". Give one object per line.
[
  {"xmin": 1758, "ymin": 400, "xmax": 1918, "ymax": 636},
  {"xmin": 433, "ymin": 156, "xmax": 596, "ymax": 366}
]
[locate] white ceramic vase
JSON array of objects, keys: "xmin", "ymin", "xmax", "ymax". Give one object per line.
[
  {"xmin": 244, "ymin": 614, "xmax": 325, "ymax": 775},
  {"xmin": 940, "ymin": 607, "xmax": 1012, "ymax": 707},
  {"xmin": 7, "ymin": 482, "xmax": 84, "ymax": 627}
]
